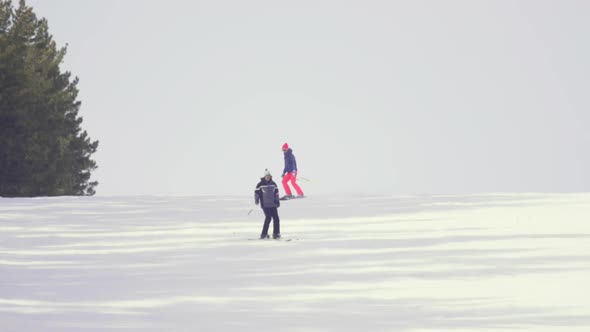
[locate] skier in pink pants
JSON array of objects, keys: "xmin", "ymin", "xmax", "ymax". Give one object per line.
[{"xmin": 281, "ymin": 143, "xmax": 304, "ymax": 200}]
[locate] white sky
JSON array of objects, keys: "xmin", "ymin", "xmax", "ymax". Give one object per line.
[{"xmin": 25, "ymin": 0, "xmax": 590, "ymax": 196}]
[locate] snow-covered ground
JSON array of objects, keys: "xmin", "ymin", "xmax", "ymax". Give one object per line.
[{"xmin": 1, "ymin": 193, "xmax": 590, "ymax": 331}]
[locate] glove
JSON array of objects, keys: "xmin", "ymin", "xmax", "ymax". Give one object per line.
[
  {"xmin": 255, "ymin": 198, "xmax": 259, "ymax": 205},
  {"xmin": 276, "ymin": 200, "xmax": 280, "ymax": 208}
]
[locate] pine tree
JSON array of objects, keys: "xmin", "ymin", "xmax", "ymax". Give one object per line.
[{"xmin": 0, "ymin": 0, "xmax": 98, "ymax": 196}]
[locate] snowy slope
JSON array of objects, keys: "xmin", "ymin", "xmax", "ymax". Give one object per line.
[{"xmin": 1, "ymin": 193, "xmax": 590, "ymax": 331}]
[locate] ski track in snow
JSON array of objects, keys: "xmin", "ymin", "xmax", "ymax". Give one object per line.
[{"xmin": 1, "ymin": 193, "xmax": 590, "ymax": 331}]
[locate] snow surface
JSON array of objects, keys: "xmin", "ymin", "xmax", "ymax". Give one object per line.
[{"xmin": 1, "ymin": 193, "xmax": 590, "ymax": 331}]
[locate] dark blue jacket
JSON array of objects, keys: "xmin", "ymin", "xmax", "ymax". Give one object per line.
[
  {"xmin": 282, "ymin": 148, "xmax": 298, "ymax": 175},
  {"xmin": 255, "ymin": 178, "xmax": 280, "ymax": 208}
]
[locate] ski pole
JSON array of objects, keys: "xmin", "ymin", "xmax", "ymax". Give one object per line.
[
  {"xmin": 247, "ymin": 208, "xmax": 253, "ymax": 215},
  {"xmin": 299, "ymin": 176, "xmax": 311, "ymax": 182}
]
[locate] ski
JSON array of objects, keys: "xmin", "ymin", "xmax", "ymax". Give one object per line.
[
  {"xmin": 279, "ymin": 195, "xmax": 306, "ymax": 201},
  {"xmin": 248, "ymin": 238, "xmax": 299, "ymax": 241}
]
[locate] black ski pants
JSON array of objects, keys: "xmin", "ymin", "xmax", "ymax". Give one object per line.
[{"xmin": 261, "ymin": 207, "xmax": 280, "ymax": 236}]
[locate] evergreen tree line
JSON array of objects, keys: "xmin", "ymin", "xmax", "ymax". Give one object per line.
[{"xmin": 0, "ymin": 0, "xmax": 98, "ymax": 197}]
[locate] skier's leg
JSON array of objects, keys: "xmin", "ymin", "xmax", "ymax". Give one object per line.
[
  {"xmin": 271, "ymin": 208, "xmax": 280, "ymax": 237},
  {"xmin": 282, "ymin": 173, "xmax": 293, "ymax": 196},
  {"xmin": 290, "ymin": 172, "xmax": 304, "ymax": 196},
  {"xmin": 261, "ymin": 208, "xmax": 271, "ymax": 238}
]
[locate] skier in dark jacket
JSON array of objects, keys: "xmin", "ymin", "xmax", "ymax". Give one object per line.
[
  {"xmin": 281, "ymin": 143, "xmax": 304, "ymax": 199},
  {"xmin": 254, "ymin": 169, "xmax": 281, "ymax": 239}
]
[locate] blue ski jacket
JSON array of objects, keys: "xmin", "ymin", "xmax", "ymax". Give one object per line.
[
  {"xmin": 282, "ymin": 148, "xmax": 298, "ymax": 175},
  {"xmin": 255, "ymin": 178, "xmax": 280, "ymax": 208}
]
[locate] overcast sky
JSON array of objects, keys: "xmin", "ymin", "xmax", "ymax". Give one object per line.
[{"xmin": 26, "ymin": 0, "xmax": 589, "ymax": 196}]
